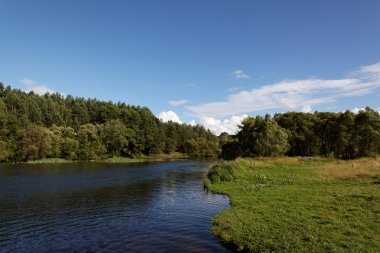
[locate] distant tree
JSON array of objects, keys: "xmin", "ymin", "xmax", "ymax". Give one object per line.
[
  {"xmin": 183, "ymin": 137, "xmax": 219, "ymax": 158},
  {"xmin": 77, "ymin": 124, "xmax": 106, "ymax": 160},
  {"xmin": 16, "ymin": 124, "xmax": 52, "ymax": 161},
  {"xmin": 0, "ymin": 140, "xmax": 9, "ymax": 161},
  {"xmin": 59, "ymin": 126, "xmax": 79, "ymax": 160},
  {"xmin": 237, "ymin": 115, "xmax": 289, "ymax": 157},
  {"xmin": 333, "ymin": 111, "xmax": 355, "ymax": 159},
  {"xmin": 314, "ymin": 112, "xmax": 338, "ymax": 157},
  {"xmin": 102, "ymin": 119, "xmax": 130, "ymax": 156},
  {"xmin": 353, "ymin": 107, "xmax": 380, "ymax": 157},
  {"xmin": 218, "ymin": 132, "xmax": 232, "ymax": 147},
  {"xmin": 221, "ymin": 140, "xmax": 241, "ymax": 160},
  {"xmin": 0, "ymin": 99, "xmax": 8, "ymax": 138},
  {"xmin": 274, "ymin": 112, "xmax": 316, "ymax": 156}
]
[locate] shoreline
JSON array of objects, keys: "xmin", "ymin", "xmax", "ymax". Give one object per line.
[{"xmin": 3, "ymin": 153, "xmax": 192, "ymax": 164}]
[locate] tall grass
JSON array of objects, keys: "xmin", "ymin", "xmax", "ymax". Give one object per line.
[
  {"xmin": 317, "ymin": 157, "xmax": 380, "ymax": 180},
  {"xmin": 207, "ymin": 163, "xmax": 235, "ymax": 183}
]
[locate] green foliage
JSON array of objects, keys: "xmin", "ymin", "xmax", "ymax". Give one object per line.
[
  {"xmin": 0, "ymin": 84, "xmax": 219, "ymax": 161},
  {"xmin": 16, "ymin": 124, "xmax": 52, "ymax": 161},
  {"xmin": 221, "ymin": 140, "xmax": 241, "ymax": 160},
  {"xmin": 102, "ymin": 119, "xmax": 130, "ymax": 156},
  {"xmin": 1, "ymin": 83, "xmax": 379, "ymax": 162},
  {"xmin": 77, "ymin": 124, "xmax": 106, "ymax": 160},
  {"xmin": 274, "ymin": 112, "xmax": 317, "ymax": 156},
  {"xmin": 237, "ymin": 115, "xmax": 289, "ymax": 157},
  {"xmin": 183, "ymin": 137, "xmax": 219, "ymax": 158},
  {"xmin": 0, "ymin": 140, "xmax": 9, "ymax": 161},
  {"xmin": 226, "ymin": 108, "xmax": 380, "ymax": 160},
  {"xmin": 353, "ymin": 108, "xmax": 380, "ymax": 157},
  {"xmin": 207, "ymin": 161, "xmax": 240, "ymax": 183}
]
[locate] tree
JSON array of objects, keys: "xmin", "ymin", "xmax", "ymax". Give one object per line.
[
  {"xmin": 333, "ymin": 111, "xmax": 355, "ymax": 159},
  {"xmin": 183, "ymin": 137, "xmax": 219, "ymax": 158},
  {"xmin": 314, "ymin": 112, "xmax": 338, "ymax": 156},
  {"xmin": 77, "ymin": 124, "xmax": 106, "ymax": 160},
  {"xmin": 16, "ymin": 124, "xmax": 52, "ymax": 161},
  {"xmin": 274, "ymin": 112, "xmax": 316, "ymax": 156},
  {"xmin": 237, "ymin": 115, "xmax": 289, "ymax": 157},
  {"xmin": 0, "ymin": 140, "xmax": 9, "ymax": 161},
  {"xmin": 353, "ymin": 107, "xmax": 380, "ymax": 157},
  {"xmin": 221, "ymin": 140, "xmax": 241, "ymax": 160},
  {"xmin": 102, "ymin": 119, "xmax": 130, "ymax": 156},
  {"xmin": 59, "ymin": 126, "xmax": 79, "ymax": 160}
]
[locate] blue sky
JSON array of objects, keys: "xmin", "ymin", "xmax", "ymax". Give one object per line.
[{"xmin": 1, "ymin": 0, "xmax": 380, "ymax": 134}]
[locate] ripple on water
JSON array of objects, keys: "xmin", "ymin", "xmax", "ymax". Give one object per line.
[{"xmin": 0, "ymin": 161, "xmax": 231, "ymax": 253}]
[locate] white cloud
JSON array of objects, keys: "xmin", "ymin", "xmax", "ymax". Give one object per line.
[
  {"xmin": 20, "ymin": 78, "xmax": 38, "ymax": 86},
  {"xmin": 169, "ymin": 99, "xmax": 189, "ymax": 106},
  {"xmin": 232, "ymin": 70, "xmax": 250, "ymax": 79},
  {"xmin": 20, "ymin": 78, "xmax": 57, "ymax": 95},
  {"xmin": 200, "ymin": 114, "xmax": 248, "ymax": 135},
  {"xmin": 158, "ymin": 112, "xmax": 247, "ymax": 135},
  {"xmin": 157, "ymin": 111, "xmax": 183, "ymax": 124},
  {"xmin": 187, "ymin": 62, "xmax": 380, "ymax": 118},
  {"xmin": 188, "ymin": 120, "xmax": 197, "ymax": 126},
  {"xmin": 350, "ymin": 107, "xmax": 365, "ymax": 114},
  {"xmin": 302, "ymin": 105, "xmax": 312, "ymax": 113}
]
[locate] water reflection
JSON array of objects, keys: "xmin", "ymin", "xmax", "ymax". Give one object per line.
[{"xmin": 0, "ymin": 161, "xmax": 231, "ymax": 253}]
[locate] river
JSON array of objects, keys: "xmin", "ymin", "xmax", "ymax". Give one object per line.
[{"xmin": 0, "ymin": 161, "xmax": 231, "ymax": 253}]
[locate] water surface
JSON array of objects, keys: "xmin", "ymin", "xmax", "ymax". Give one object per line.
[{"xmin": 0, "ymin": 161, "xmax": 231, "ymax": 253}]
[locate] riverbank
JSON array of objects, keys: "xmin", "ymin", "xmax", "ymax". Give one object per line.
[
  {"xmin": 25, "ymin": 152, "xmax": 190, "ymax": 164},
  {"xmin": 205, "ymin": 157, "xmax": 380, "ymax": 252}
]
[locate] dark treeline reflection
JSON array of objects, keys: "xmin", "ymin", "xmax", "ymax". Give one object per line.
[
  {"xmin": 0, "ymin": 83, "xmax": 219, "ymax": 162},
  {"xmin": 0, "ymin": 181, "xmax": 158, "ymax": 217}
]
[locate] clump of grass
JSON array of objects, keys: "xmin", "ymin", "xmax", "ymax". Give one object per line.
[{"xmin": 207, "ymin": 162, "xmax": 238, "ymax": 183}]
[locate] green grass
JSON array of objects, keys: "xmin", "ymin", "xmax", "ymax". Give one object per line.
[
  {"xmin": 206, "ymin": 157, "xmax": 380, "ymax": 252},
  {"xmin": 23, "ymin": 152, "xmax": 190, "ymax": 164},
  {"xmin": 26, "ymin": 158, "xmax": 73, "ymax": 164},
  {"xmin": 102, "ymin": 152, "xmax": 189, "ymax": 163}
]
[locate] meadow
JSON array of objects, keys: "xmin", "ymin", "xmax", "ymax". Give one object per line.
[{"xmin": 205, "ymin": 157, "xmax": 380, "ymax": 252}]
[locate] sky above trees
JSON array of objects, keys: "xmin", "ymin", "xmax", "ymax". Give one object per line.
[{"xmin": 1, "ymin": 0, "xmax": 380, "ymax": 134}]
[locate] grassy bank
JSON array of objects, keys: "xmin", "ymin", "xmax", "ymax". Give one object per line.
[
  {"xmin": 24, "ymin": 152, "xmax": 189, "ymax": 164},
  {"xmin": 205, "ymin": 157, "xmax": 380, "ymax": 252},
  {"xmin": 26, "ymin": 158, "xmax": 73, "ymax": 164},
  {"xmin": 101, "ymin": 152, "xmax": 189, "ymax": 163}
]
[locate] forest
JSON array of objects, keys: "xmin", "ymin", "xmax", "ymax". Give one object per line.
[
  {"xmin": 0, "ymin": 83, "xmax": 379, "ymax": 162},
  {"xmin": 222, "ymin": 108, "xmax": 380, "ymax": 160},
  {"xmin": 0, "ymin": 83, "xmax": 219, "ymax": 162}
]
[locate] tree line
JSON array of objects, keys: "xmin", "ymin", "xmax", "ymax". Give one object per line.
[
  {"xmin": 221, "ymin": 108, "xmax": 380, "ymax": 160},
  {"xmin": 0, "ymin": 83, "xmax": 219, "ymax": 162},
  {"xmin": 1, "ymin": 83, "xmax": 378, "ymax": 162}
]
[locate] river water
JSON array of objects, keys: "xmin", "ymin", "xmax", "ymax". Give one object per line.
[{"xmin": 0, "ymin": 161, "xmax": 231, "ymax": 253}]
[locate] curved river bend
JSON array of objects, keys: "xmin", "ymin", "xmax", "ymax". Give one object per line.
[{"xmin": 0, "ymin": 161, "xmax": 231, "ymax": 253}]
